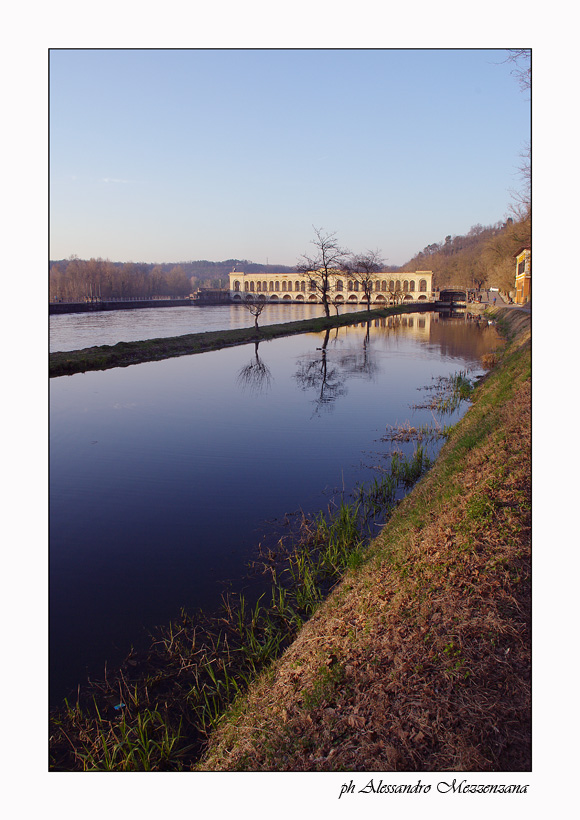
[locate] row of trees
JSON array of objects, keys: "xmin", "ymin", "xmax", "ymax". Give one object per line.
[
  {"xmin": 296, "ymin": 227, "xmax": 391, "ymax": 318},
  {"xmin": 50, "ymin": 259, "xmax": 194, "ymax": 302},
  {"xmin": 49, "ymin": 257, "xmax": 296, "ymax": 302}
]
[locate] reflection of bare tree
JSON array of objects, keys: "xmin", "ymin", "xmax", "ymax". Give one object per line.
[
  {"xmin": 295, "ymin": 324, "xmax": 383, "ymax": 413},
  {"xmin": 336, "ymin": 321, "xmax": 379, "ymax": 381},
  {"xmin": 294, "ymin": 329, "xmax": 347, "ymax": 414},
  {"xmin": 237, "ymin": 341, "xmax": 273, "ymax": 394}
]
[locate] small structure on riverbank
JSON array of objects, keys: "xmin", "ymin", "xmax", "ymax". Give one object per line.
[
  {"xmin": 49, "ymin": 297, "xmax": 192, "ymax": 315},
  {"xmin": 514, "ymin": 247, "xmax": 531, "ymax": 305},
  {"xmin": 190, "ymin": 288, "xmax": 231, "ymax": 305}
]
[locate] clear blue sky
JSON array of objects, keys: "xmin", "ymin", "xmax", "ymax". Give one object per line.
[{"xmin": 50, "ymin": 48, "xmax": 530, "ymax": 267}]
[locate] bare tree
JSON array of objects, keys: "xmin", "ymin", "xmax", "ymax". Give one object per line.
[
  {"xmin": 243, "ymin": 294, "xmax": 267, "ymax": 330},
  {"xmin": 297, "ymin": 227, "xmax": 348, "ymax": 318},
  {"xmin": 343, "ymin": 249, "xmax": 385, "ymax": 311}
]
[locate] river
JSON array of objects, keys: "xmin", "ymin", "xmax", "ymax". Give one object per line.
[
  {"xmin": 49, "ymin": 302, "xmax": 364, "ymax": 352},
  {"xmin": 49, "ymin": 308, "xmax": 500, "ymax": 706}
]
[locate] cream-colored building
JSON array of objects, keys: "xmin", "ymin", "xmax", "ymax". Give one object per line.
[{"xmin": 229, "ymin": 270, "xmax": 433, "ymax": 304}]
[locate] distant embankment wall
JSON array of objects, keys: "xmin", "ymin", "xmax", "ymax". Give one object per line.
[{"xmin": 50, "ymin": 299, "xmax": 192, "ymax": 315}]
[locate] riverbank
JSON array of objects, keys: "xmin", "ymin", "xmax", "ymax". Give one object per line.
[
  {"xmin": 198, "ymin": 306, "xmax": 531, "ymax": 771},
  {"xmin": 49, "ymin": 307, "xmax": 531, "ymax": 771},
  {"xmin": 49, "ymin": 303, "xmax": 430, "ymax": 377}
]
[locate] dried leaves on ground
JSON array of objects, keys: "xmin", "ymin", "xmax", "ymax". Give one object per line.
[{"xmin": 200, "ymin": 320, "xmax": 531, "ymax": 772}]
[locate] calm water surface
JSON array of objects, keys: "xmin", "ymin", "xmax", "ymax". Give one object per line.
[
  {"xmin": 49, "ymin": 302, "xmax": 363, "ymax": 352},
  {"xmin": 49, "ymin": 312, "xmax": 500, "ymax": 705}
]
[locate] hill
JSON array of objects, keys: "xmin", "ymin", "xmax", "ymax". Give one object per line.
[{"xmin": 399, "ymin": 214, "xmax": 531, "ymax": 295}]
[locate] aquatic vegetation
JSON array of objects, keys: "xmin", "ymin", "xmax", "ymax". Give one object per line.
[
  {"xmin": 412, "ymin": 370, "xmax": 474, "ymax": 415},
  {"xmin": 49, "ymin": 446, "xmax": 433, "ymax": 771}
]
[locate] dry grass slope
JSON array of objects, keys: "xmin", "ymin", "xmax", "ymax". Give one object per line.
[{"xmin": 199, "ymin": 308, "xmax": 531, "ymax": 772}]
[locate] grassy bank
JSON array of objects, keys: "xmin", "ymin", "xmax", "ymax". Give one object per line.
[
  {"xmin": 49, "ymin": 307, "xmax": 530, "ymax": 771},
  {"xmin": 49, "ymin": 303, "xmax": 427, "ymax": 377},
  {"xmin": 198, "ymin": 306, "xmax": 531, "ymax": 771}
]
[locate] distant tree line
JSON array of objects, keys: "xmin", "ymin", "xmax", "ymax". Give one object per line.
[{"xmin": 49, "ymin": 258, "xmax": 296, "ymax": 302}]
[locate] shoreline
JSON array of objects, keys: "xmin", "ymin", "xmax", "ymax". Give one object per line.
[
  {"xmin": 49, "ymin": 303, "xmax": 432, "ymax": 377},
  {"xmin": 199, "ymin": 306, "xmax": 531, "ymax": 771},
  {"xmin": 49, "ymin": 307, "xmax": 531, "ymax": 771}
]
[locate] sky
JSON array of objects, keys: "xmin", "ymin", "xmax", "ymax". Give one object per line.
[{"xmin": 49, "ymin": 48, "xmax": 530, "ymax": 268}]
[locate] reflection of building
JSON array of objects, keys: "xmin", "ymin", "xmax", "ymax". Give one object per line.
[
  {"xmin": 514, "ymin": 248, "xmax": 531, "ymax": 304},
  {"xmin": 229, "ymin": 270, "xmax": 433, "ymax": 304},
  {"xmin": 363, "ymin": 311, "xmax": 433, "ymax": 339}
]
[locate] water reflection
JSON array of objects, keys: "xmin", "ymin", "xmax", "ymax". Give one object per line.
[
  {"xmin": 293, "ymin": 321, "xmax": 387, "ymax": 415},
  {"xmin": 294, "ymin": 328, "xmax": 349, "ymax": 414},
  {"xmin": 50, "ymin": 312, "xmax": 501, "ymax": 706},
  {"xmin": 335, "ymin": 320, "xmax": 379, "ymax": 382},
  {"xmin": 50, "ymin": 302, "xmax": 364, "ymax": 352},
  {"xmin": 237, "ymin": 342, "xmax": 273, "ymax": 394}
]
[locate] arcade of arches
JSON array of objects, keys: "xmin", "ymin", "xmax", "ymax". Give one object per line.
[{"xmin": 229, "ymin": 270, "xmax": 434, "ymax": 304}]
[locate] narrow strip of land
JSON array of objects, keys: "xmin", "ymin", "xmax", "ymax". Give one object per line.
[{"xmin": 49, "ymin": 304, "xmax": 429, "ymax": 377}]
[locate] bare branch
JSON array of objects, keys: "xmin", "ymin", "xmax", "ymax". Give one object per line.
[{"xmin": 504, "ymin": 49, "xmax": 531, "ymax": 94}]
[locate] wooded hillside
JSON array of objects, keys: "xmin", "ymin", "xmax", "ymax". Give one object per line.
[{"xmin": 400, "ymin": 213, "xmax": 530, "ymax": 294}]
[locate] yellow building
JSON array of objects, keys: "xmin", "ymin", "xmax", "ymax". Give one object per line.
[
  {"xmin": 228, "ymin": 270, "xmax": 433, "ymax": 305},
  {"xmin": 514, "ymin": 247, "xmax": 531, "ymax": 304}
]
